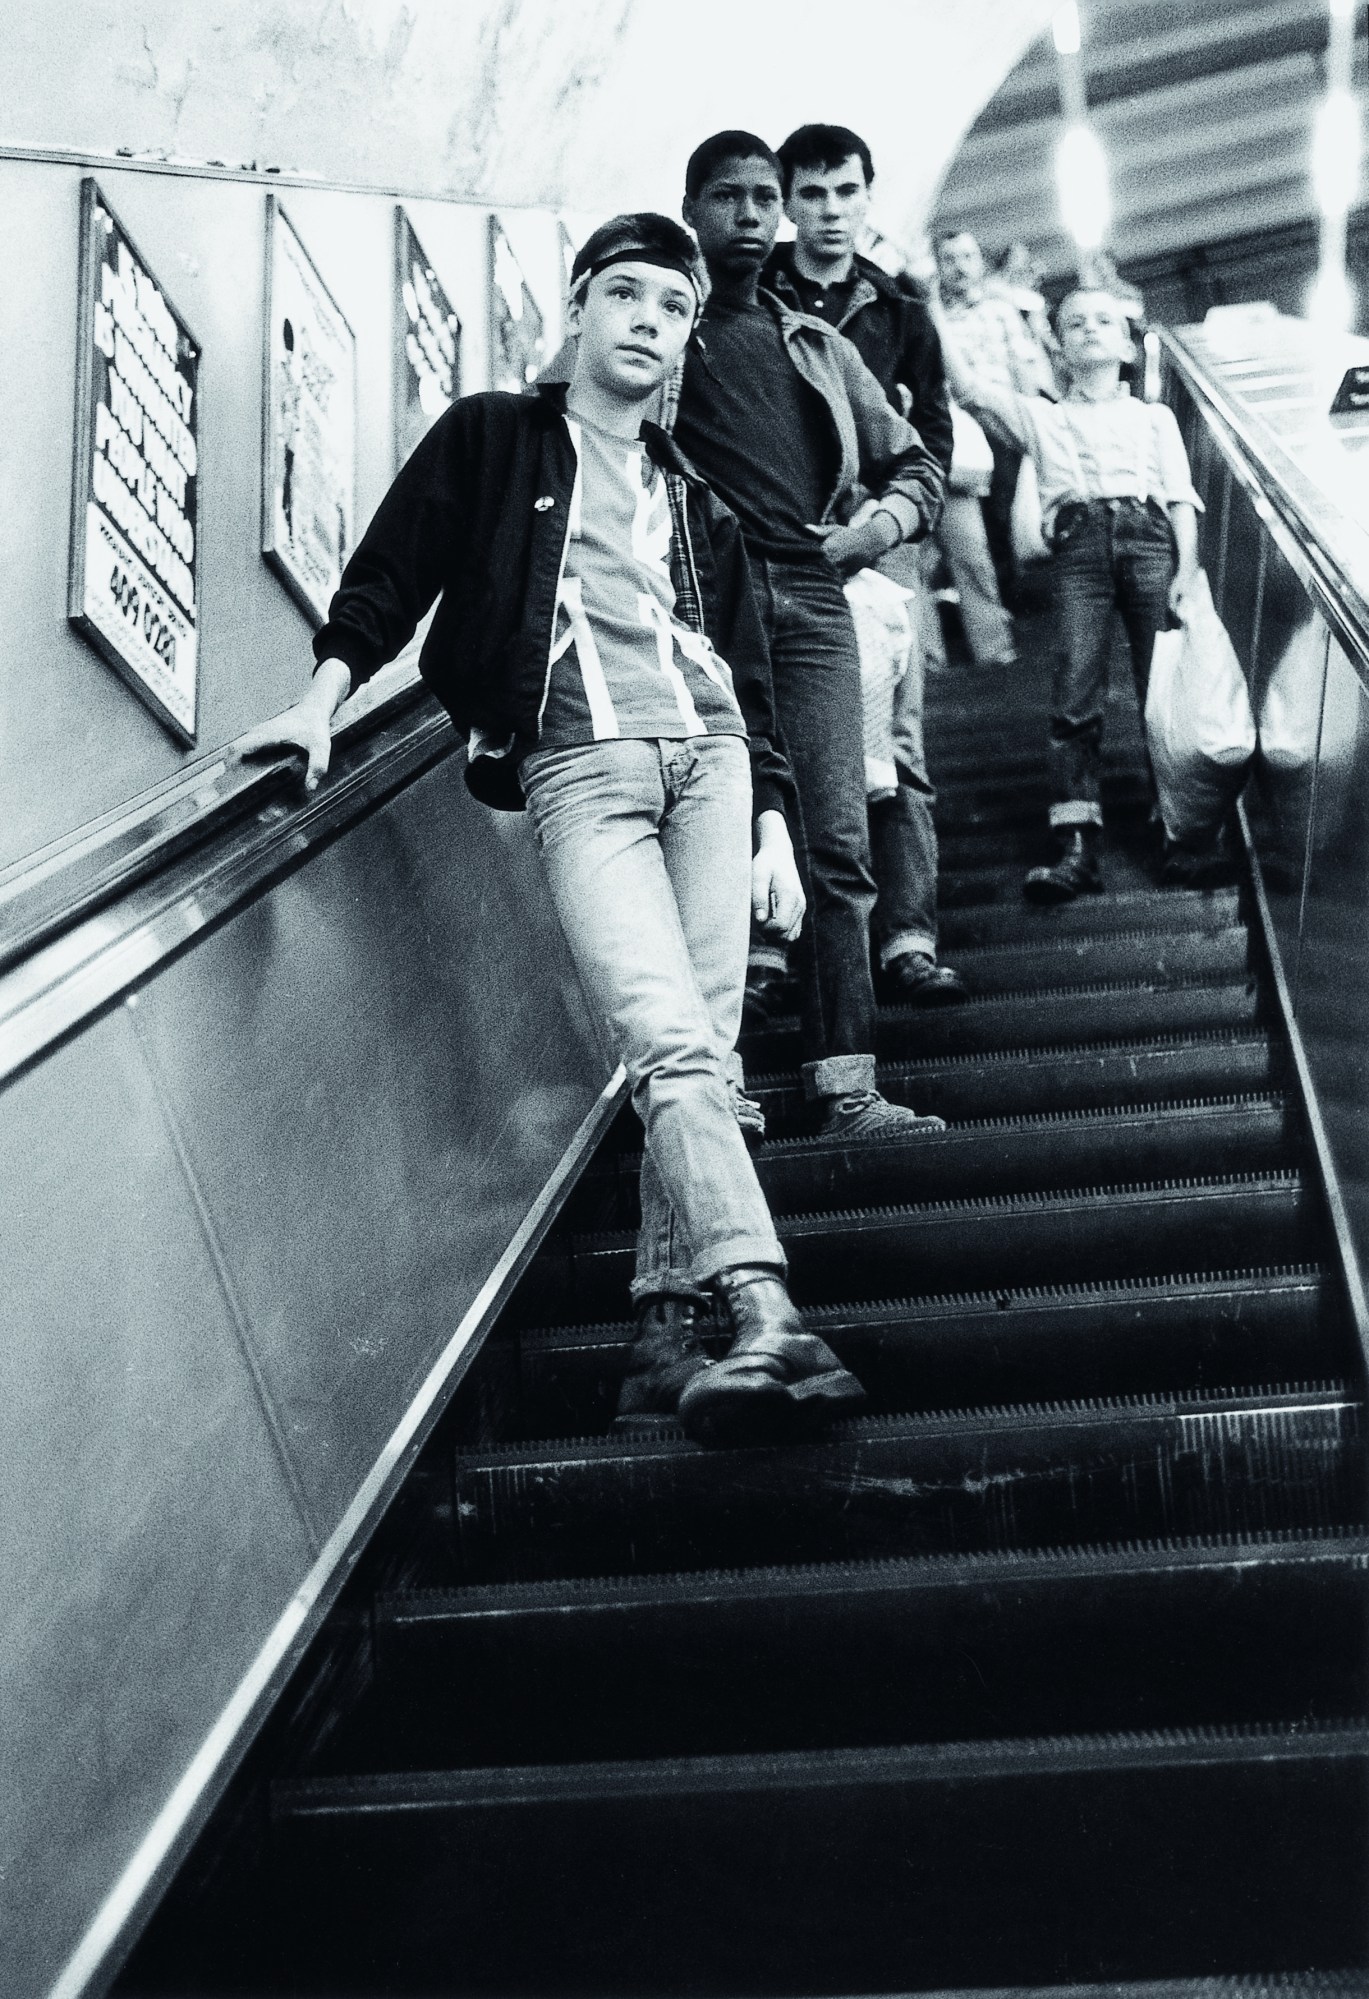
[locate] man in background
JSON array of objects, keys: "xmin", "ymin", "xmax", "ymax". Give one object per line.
[{"xmin": 936, "ymin": 229, "xmax": 1056, "ymax": 606}]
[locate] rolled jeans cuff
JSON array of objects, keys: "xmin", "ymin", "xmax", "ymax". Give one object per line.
[
  {"xmin": 748, "ymin": 939, "xmax": 790, "ymax": 976},
  {"xmin": 880, "ymin": 929, "xmax": 938, "ymax": 971},
  {"xmin": 691, "ymin": 1232, "xmax": 788, "ymax": 1289},
  {"xmin": 803, "ymin": 1051, "xmax": 877, "ymax": 1102},
  {"xmin": 628, "ymin": 1274, "xmax": 711, "ymax": 1308},
  {"xmin": 1049, "ymin": 799, "xmax": 1104, "ymax": 829}
]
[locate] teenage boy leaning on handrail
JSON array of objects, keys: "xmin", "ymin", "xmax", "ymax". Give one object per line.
[{"xmin": 238, "ymin": 213, "xmax": 867, "ymax": 1451}]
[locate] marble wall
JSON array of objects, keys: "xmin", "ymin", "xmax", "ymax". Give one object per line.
[{"xmin": 7, "ymin": 0, "xmax": 1059, "ymax": 244}]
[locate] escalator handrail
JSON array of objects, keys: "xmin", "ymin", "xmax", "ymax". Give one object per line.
[
  {"xmin": 0, "ymin": 664, "xmax": 458, "ymax": 1089},
  {"xmin": 1157, "ymin": 325, "xmax": 1369, "ymax": 692},
  {"xmin": 0, "ymin": 662, "xmax": 432, "ymax": 976}
]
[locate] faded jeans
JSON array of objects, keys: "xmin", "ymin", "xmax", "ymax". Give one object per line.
[
  {"xmin": 520, "ymin": 735, "xmax": 785, "ymax": 1303},
  {"xmin": 1049, "ymin": 497, "xmax": 1175, "ymax": 827}
]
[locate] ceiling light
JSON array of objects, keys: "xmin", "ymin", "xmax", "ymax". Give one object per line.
[
  {"xmin": 1055, "ymin": 122, "xmax": 1111, "ymax": 250},
  {"xmin": 1312, "ymin": 86, "xmax": 1362, "ymax": 217},
  {"xmin": 1053, "ymin": 3, "xmax": 1082, "ymax": 55}
]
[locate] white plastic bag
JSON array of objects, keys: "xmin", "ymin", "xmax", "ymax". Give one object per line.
[
  {"xmin": 845, "ymin": 566, "xmax": 915, "ymax": 801},
  {"xmin": 948, "ymin": 403, "xmax": 994, "ymax": 498},
  {"xmin": 1144, "ymin": 569, "xmax": 1256, "ymax": 843},
  {"xmin": 1010, "ymin": 454, "xmax": 1049, "ymax": 566}
]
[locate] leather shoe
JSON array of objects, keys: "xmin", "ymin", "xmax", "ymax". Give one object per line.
[
  {"xmin": 1024, "ymin": 827, "xmax": 1103, "ymax": 904},
  {"xmin": 885, "ymin": 952, "xmax": 969, "ymax": 1005},
  {"xmin": 613, "ymin": 1295, "xmax": 712, "ymax": 1430},
  {"xmin": 677, "ymin": 1268, "xmax": 865, "ymax": 1448}
]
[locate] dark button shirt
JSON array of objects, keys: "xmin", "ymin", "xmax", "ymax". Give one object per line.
[
  {"xmin": 782, "ymin": 265, "xmax": 860, "ymax": 326},
  {"xmin": 675, "ymin": 299, "xmax": 836, "ymax": 562}
]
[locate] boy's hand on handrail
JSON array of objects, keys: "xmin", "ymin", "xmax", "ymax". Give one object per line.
[
  {"xmin": 752, "ymin": 809, "xmax": 806, "ymax": 944},
  {"xmin": 237, "ymin": 659, "xmax": 352, "ymax": 792}
]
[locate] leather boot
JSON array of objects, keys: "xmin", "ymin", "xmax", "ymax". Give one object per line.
[
  {"xmin": 1023, "ymin": 825, "xmax": 1103, "ymax": 904},
  {"xmin": 613, "ymin": 1295, "xmax": 712, "ymax": 1430},
  {"xmin": 677, "ymin": 1267, "xmax": 865, "ymax": 1449}
]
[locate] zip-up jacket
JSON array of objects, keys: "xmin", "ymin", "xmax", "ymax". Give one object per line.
[
  {"xmin": 312, "ymin": 383, "xmax": 797, "ymax": 821},
  {"xmin": 665, "ymin": 292, "xmax": 944, "ymax": 542},
  {"xmin": 762, "ymin": 243, "xmax": 954, "ymax": 478}
]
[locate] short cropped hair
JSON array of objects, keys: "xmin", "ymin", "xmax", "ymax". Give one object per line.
[
  {"xmin": 685, "ymin": 130, "xmax": 781, "ymax": 199},
  {"xmin": 776, "ymin": 124, "xmax": 874, "ymax": 198}
]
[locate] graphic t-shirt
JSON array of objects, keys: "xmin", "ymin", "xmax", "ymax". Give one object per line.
[
  {"xmin": 674, "ymin": 300, "xmax": 836, "ymax": 561},
  {"xmin": 536, "ymin": 417, "xmax": 747, "ymax": 747}
]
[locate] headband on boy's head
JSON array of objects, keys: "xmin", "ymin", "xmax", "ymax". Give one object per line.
[{"xmin": 569, "ymin": 214, "xmax": 706, "ymax": 307}]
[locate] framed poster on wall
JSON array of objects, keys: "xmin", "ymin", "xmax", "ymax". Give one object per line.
[
  {"xmin": 394, "ymin": 208, "xmax": 461, "ymax": 474},
  {"xmin": 68, "ymin": 178, "xmax": 201, "ymax": 744},
  {"xmin": 262, "ymin": 196, "xmax": 356, "ymax": 624},
  {"xmin": 488, "ymin": 215, "xmax": 546, "ymax": 394}
]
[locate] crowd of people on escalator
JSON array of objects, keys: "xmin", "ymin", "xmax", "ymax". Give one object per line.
[{"xmin": 241, "ymin": 123, "xmax": 1202, "ymax": 1453}]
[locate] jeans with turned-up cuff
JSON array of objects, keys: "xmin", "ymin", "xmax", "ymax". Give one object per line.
[
  {"xmin": 1048, "ymin": 497, "xmax": 1176, "ymax": 829},
  {"xmin": 520, "ymin": 734, "xmax": 786, "ymax": 1305},
  {"xmin": 748, "ymin": 555, "xmax": 882, "ymax": 1101}
]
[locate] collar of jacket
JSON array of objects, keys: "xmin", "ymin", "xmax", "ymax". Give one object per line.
[
  {"xmin": 534, "ymin": 376, "xmax": 703, "ymax": 484},
  {"xmin": 762, "ymin": 242, "xmax": 882, "ymax": 328}
]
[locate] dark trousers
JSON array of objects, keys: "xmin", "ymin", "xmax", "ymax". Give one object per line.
[
  {"xmin": 1048, "ymin": 498, "xmax": 1175, "ymax": 827},
  {"xmin": 983, "ymin": 437, "xmax": 1023, "ymax": 603},
  {"xmin": 751, "ymin": 556, "xmax": 878, "ymax": 1082}
]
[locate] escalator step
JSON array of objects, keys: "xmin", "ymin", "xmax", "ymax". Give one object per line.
[
  {"xmin": 937, "ymin": 886, "xmax": 1240, "ymax": 949},
  {"xmin": 519, "ymin": 1172, "xmax": 1314, "ymax": 1323},
  {"xmin": 369, "ymin": 1531, "xmax": 1369, "ymax": 1767},
  {"xmin": 562, "ymin": 1097, "xmax": 1296, "ymax": 1232},
  {"xmin": 746, "ymin": 1031, "xmax": 1278, "ymax": 1135},
  {"xmin": 448, "ymin": 1383, "xmax": 1364, "ymax": 1582},
  {"xmin": 269, "ymin": 1722, "xmax": 1369, "ymax": 1994},
  {"xmin": 741, "ymin": 978, "xmax": 1260, "ymax": 1071},
  {"xmin": 513, "ymin": 1268, "xmax": 1333, "ymax": 1436},
  {"xmin": 925, "ymin": 925, "xmax": 1250, "ymax": 994}
]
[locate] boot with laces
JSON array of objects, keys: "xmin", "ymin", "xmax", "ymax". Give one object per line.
[
  {"xmin": 677, "ymin": 1266, "xmax": 866, "ymax": 1449},
  {"xmin": 613, "ymin": 1294, "xmax": 713, "ymax": 1431},
  {"xmin": 1023, "ymin": 825, "xmax": 1103, "ymax": 904}
]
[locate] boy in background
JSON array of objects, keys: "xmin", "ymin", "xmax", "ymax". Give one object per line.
[{"xmin": 936, "ymin": 285, "xmax": 1200, "ymax": 901}]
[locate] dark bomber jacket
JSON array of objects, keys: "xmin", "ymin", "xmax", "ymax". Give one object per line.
[
  {"xmin": 313, "ymin": 382, "xmax": 797, "ymax": 821},
  {"xmin": 763, "ymin": 242, "xmax": 954, "ymax": 477}
]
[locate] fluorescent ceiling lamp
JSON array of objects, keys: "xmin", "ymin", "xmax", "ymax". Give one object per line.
[
  {"xmin": 1053, "ymin": 3, "xmax": 1082, "ymax": 55},
  {"xmin": 1055, "ymin": 122, "xmax": 1111, "ymax": 250},
  {"xmin": 1312, "ymin": 86, "xmax": 1362, "ymax": 217},
  {"xmin": 1307, "ymin": 259, "xmax": 1356, "ymax": 332}
]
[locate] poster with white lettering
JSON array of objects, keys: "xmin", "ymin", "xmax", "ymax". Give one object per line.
[
  {"xmin": 488, "ymin": 215, "xmax": 546, "ymax": 395},
  {"xmin": 68, "ymin": 179, "xmax": 200, "ymax": 743},
  {"xmin": 394, "ymin": 209, "xmax": 461, "ymax": 474},
  {"xmin": 262, "ymin": 197, "xmax": 356, "ymax": 625}
]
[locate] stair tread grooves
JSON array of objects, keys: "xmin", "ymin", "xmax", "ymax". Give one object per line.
[
  {"xmin": 273, "ymin": 1717, "xmax": 1369, "ymax": 1814},
  {"xmin": 455, "ymin": 1379, "xmax": 1360, "ymax": 1466},
  {"xmin": 609, "ymin": 1094, "xmax": 1292, "ymax": 1164},
  {"xmin": 378, "ymin": 1525, "xmax": 1369, "ymax": 1618},
  {"xmin": 755, "ymin": 973, "xmax": 1257, "ymax": 1031},
  {"xmin": 746, "ymin": 1028, "xmax": 1273, "ymax": 1088},
  {"xmin": 567, "ymin": 1170, "xmax": 1306, "ymax": 1250},
  {"xmin": 518, "ymin": 1263, "xmax": 1330, "ymax": 1348}
]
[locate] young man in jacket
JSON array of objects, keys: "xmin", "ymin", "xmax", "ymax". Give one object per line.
[
  {"xmin": 674, "ymin": 130, "xmax": 949, "ymax": 1141},
  {"xmin": 238, "ymin": 213, "xmax": 866, "ymax": 1450},
  {"xmin": 766, "ymin": 121, "xmax": 967, "ymax": 1008}
]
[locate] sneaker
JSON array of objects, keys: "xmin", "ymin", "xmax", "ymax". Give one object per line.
[
  {"xmin": 821, "ymin": 1089, "xmax": 946, "ymax": 1143},
  {"xmin": 885, "ymin": 952, "xmax": 969, "ymax": 1006}
]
